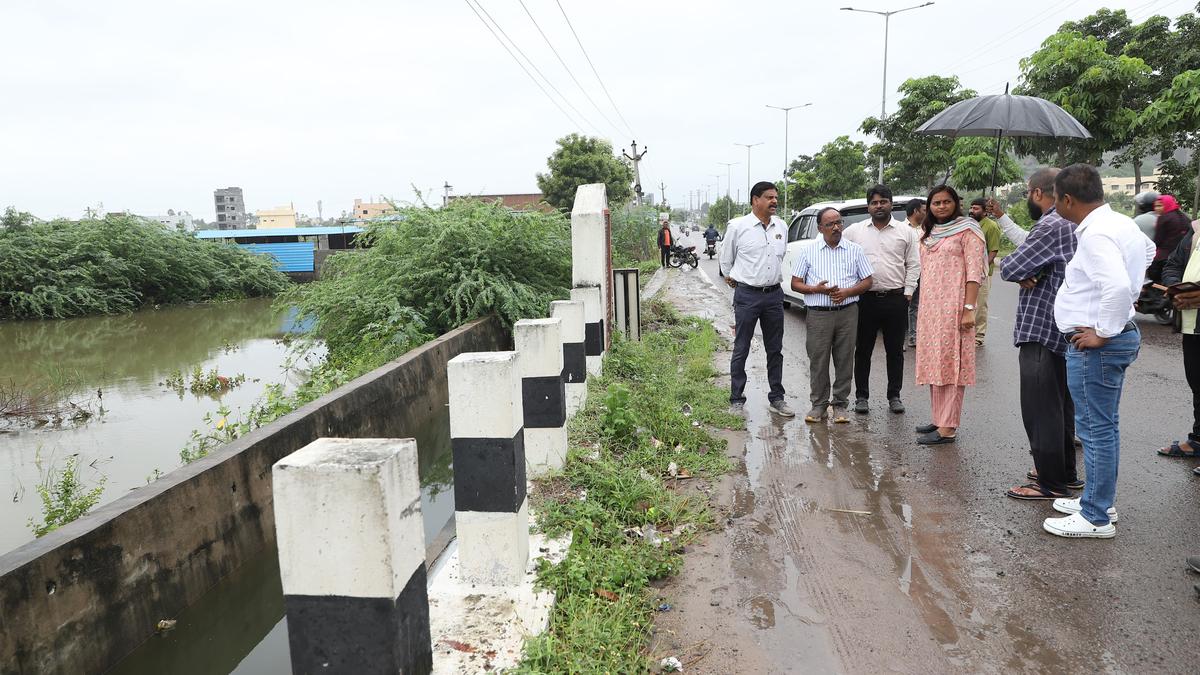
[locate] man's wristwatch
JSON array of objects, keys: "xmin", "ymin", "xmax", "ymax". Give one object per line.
[{"xmin": 963, "ymin": 304, "xmax": 976, "ymax": 311}]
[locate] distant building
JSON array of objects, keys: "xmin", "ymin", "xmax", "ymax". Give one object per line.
[
  {"xmin": 1102, "ymin": 170, "xmax": 1162, "ymax": 196},
  {"xmin": 352, "ymin": 198, "xmax": 397, "ymax": 219},
  {"xmin": 255, "ymin": 205, "xmax": 298, "ymax": 229},
  {"xmin": 214, "ymin": 187, "xmax": 248, "ymax": 229},
  {"xmin": 446, "ymin": 193, "xmax": 552, "ymax": 212},
  {"xmin": 148, "ymin": 210, "xmax": 195, "ymax": 232}
]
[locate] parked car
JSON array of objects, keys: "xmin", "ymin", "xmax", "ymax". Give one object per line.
[{"xmin": 780, "ymin": 196, "xmax": 919, "ymax": 309}]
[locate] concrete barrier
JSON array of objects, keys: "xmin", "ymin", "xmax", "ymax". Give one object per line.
[
  {"xmin": 0, "ymin": 316, "xmax": 505, "ymax": 675},
  {"xmin": 514, "ymin": 318, "xmax": 567, "ymax": 476},
  {"xmin": 571, "ymin": 285, "xmax": 605, "ymax": 377},
  {"xmin": 274, "ymin": 438, "xmax": 431, "ymax": 674},
  {"xmin": 549, "ymin": 299, "xmax": 588, "ymax": 416}
]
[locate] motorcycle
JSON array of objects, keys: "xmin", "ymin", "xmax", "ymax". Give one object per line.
[
  {"xmin": 704, "ymin": 241, "xmax": 717, "ymax": 259},
  {"xmin": 1136, "ymin": 280, "xmax": 1176, "ymax": 326},
  {"xmin": 669, "ymin": 244, "xmax": 699, "ymax": 269}
]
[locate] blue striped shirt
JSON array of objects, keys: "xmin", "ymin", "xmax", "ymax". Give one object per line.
[{"xmin": 791, "ymin": 238, "xmax": 874, "ymax": 308}]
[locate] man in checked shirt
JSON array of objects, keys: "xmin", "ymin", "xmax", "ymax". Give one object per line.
[{"xmin": 988, "ymin": 168, "xmax": 1083, "ymax": 501}]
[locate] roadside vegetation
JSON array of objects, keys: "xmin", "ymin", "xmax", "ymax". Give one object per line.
[
  {"xmin": 610, "ymin": 204, "xmax": 668, "ymax": 282},
  {"xmin": 28, "ymin": 454, "xmax": 106, "ymax": 538},
  {"xmin": 516, "ymin": 301, "xmax": 740, "ymax": 673},
  {"xmin": 0, "ymin": 210, "xmax": 288, "ymax": 320}
]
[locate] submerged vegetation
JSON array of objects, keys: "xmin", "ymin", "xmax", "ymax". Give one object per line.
[
  {"xmin": 161, "ymin": 366, "xmax": 247, "ymax": 396},
  {"xmin": 0, "ymin": 211, "xmax": 288, "ymax": 319},
  {"xmin": 516, "ymin": 301, "xmax": 739, "ymax": 673}
]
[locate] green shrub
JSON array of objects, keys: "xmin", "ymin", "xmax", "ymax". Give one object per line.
[{"xmin": 29, "ymin": 454, "xmax": 106, "ymax": 537}]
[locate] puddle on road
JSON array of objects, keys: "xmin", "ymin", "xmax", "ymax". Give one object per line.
[{"xmin": 747, "ymin": 595, "xmax": 776, "ymax": 629}]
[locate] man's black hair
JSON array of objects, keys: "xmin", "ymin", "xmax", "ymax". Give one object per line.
[
  {"xmin": 816, "ymin": 206, "xmax": 841, "ymax": 225},
  {"xmin": 1054, "ymin": 164, "xmax": 1104, "ymax": 204},
  {"xmin": 970, "ymin": 197, "xmax": 988, "ymax": 208},
  {"xmin": 866, "ymin": 184, "xmax": 893, "ymax": 203},
  {"xmin": 905, "ymin": 198, "xmax": 925, "ymax": 217},
  {"xmin": 750, "ymin": 181, "xmax": 778, "ymax": 200}
]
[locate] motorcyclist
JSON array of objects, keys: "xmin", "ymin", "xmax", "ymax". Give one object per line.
[
  {"xmin": 703, "ymin": 224, "xmax": 721, "ymax": 244},
  {"xmin": 1133, "ymin": 190, "xmax": 1159, "ymax": 241}
]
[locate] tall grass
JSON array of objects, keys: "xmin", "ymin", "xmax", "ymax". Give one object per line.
[{"xmin": 0, "ymin": 214, "xmax": 289, "ymax": 319}]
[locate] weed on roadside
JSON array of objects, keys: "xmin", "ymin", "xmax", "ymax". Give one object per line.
[{"xmin": 516, "ymin": 301, "xmax": 737, "ymax": 673}]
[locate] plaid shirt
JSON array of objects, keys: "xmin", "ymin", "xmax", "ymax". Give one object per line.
[{"xmin": 999, "ymin": 208, "xmax": 1077, "ymax": 355}]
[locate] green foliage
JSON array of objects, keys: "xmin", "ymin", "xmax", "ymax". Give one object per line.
[
  {"xmin": 1136, "ymin": 69, "xmax": 1200, "ymax": 212},
  {"xmin": 610, "ymin": 204, "xmax": 659, "ymax": 264},
  {"xmin": 789, "ymin": 136, "xmax": 872, "ymax": 203},
  {"xmin": 0, "ymin": 214, "xmax": 289, "ymax": 319},
  {"xmin": 704, "ymin": 195, "xmax": 745, "ymax": 227},
  {"xmin": 29, "ymin": 454, "xmax": 106, "ymax": 537},
  {"xmin": 1155, "ymin": 156, "xmax": 1200, "ymax": 212},
  {"xmin": 518, "ymin": 301, "xmax": 737, "ymax": 673},
  {"xmin": 950, "ymin": 137, "xmax": 1025, "ymax": 193},
  {"xmin": 536, "ymin": 134, "xmax": 634, "ymax": 211},
  {"xmin": 162, "ymin": 367, "xmax": 246, "ymax": 396}
]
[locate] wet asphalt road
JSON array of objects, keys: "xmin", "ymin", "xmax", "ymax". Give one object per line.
[{"xmin": 665, "ymin": 239, "xmax": 1200, "ymax": 673}]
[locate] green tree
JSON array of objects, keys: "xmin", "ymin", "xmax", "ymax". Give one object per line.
[
  {"xmin": 536, "ymin": 134, "xmax": 634, "ymax": 211},
  {"xmin": 861, "ymin": 75, "xmax": 977, "ymax": 191},
  {"xmin": 790, "ymin": 136, "xmax": 872, "ymax": 203},
  {"xmin": 1136, "ymin": 69, "xmax": 1200, "ymax": 212},
  {"xmin": 705, "ymin": 195, "xmax": 746, "ymax": 227},
  {"xmin": 1016, "ymin": 32, "xmax": 1150, "ymax": 166},
  {"xmin": 950, "ymin": 137, "xmax": 1024, "ymax": 193}
]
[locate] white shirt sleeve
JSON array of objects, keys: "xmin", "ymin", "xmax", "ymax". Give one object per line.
[
  {"xmin": 1089, "ymin": 233, "xmax": 1136, "ymax": 338},
  {"xmin": 904, "ymin": 226, "xmax": 921, "ymax": 296},
  {"xmin": 719, "ymin": 221, "xmax": 738, "ymax": 277},
  {"xmin": 997, "ymin": 214, "xmax": 1029, "ymax": 247}
]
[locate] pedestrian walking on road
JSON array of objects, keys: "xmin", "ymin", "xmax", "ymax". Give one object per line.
[
  {"xmin": 657, "ymin": 216, "xmax": 673, "ymax": 269},
  {"xmin": 968, "ymin": 198, "xmax": 1002, "ymax": 347},
  {"xmin": 1042, "ymin": 164, "xmax": 1155, "ymax": 540},
  {"xmin": 913, "ymin": 185, "xmax": 985, "ymax": 445},
  {"xmin": 1154, "ymin": 217, "xmax": 1200, "ymax": 464},
  {"xmin": 790, "ymin": 207, "xmax": 875, "ymax": 424},
  {"xmin": 993, "ymin": 168, "xmax": 1083, "ymax": 501},
  {"xmin": 720, "ymin": 181, "xmax": 794, "ymax": 417},
  {"xmin": 905, "ymin": 199, "xmax": 926, "ymax": 348},
  {"xmin": 843, "ymin": 184, "xmax": 921, "ymax": 415}
]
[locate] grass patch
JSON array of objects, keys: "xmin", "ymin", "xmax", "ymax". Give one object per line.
[{"xmin": 515, "ymin": 300, "xmax": 741, "ymax": 674}]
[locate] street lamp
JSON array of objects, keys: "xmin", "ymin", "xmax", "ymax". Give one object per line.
[
  {"xmin": 718, "ymin": 162, "xmax": 739, "ymax": 222},
  {"xmin": 734, "ymin": 143, "xmax": 763, "ymax": 209},
  {"xmin": 766, "ymin": 103, "xmax": 812, "ymax": 218},
  {"xmin": 841, "ymin": 2, "xmax": 935, "ymax": 183}
]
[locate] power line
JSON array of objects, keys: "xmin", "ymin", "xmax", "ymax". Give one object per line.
[
  {"xmin": 517, "ymin": 0, "xmax": 623, "ymax": 138},
  {"xmin": 462, "ymin": 0, "xmax": 584, "ymax": 132},
  {"xmin": 469, "ymin": 0, "xmax": 606, "ymax": 137},
  {"xmin": 553, "ymin": 0, "xmax": 637, "ymax": 139}
]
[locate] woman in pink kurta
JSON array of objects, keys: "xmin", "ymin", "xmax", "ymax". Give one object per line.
[{"xmin": 914, "ymin": 185, "xmax": 986, "ymax": 444}]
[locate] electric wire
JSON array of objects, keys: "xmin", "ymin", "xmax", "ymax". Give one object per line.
[
  {"xmin": 517, "ymin": 0, "xmax": 623, "ymax": 138},
  {"xmin": 554, "ymin": 0, "xmax": 638, "ymax": 139}
]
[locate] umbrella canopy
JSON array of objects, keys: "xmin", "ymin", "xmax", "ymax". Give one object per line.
[{"xmin": 915, "ymin": 93, "xmax": 1092, "ymax": 139}]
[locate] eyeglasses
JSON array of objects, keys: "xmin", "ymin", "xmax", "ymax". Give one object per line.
[{"xmin": 820, "ymin": 219, "xmax": 844, "ymax": 228}]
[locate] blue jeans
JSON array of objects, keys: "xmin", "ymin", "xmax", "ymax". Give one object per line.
[{"xmin": 1066, "ymin": 324, "xmax": 1140, "ymax": 525}]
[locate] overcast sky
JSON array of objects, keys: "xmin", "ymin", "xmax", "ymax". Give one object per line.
[{"xmin": 1, "ymin": 0, "xmax": 1192, "ymax": 220}]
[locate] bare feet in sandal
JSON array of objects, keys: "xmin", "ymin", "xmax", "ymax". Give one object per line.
[{"xmin": 1157, "ymin": 440, "xmax": 1198, "ymax": 457}]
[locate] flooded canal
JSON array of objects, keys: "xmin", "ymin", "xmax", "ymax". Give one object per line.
[{"xmin": 0, "ymin": 298, "xmax": 315, "ymax": 555}]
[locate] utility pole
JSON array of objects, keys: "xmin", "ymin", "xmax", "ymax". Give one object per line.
[
  {"xmin": 623, "ymin": 141, "xmax": 648, "ymax": 206},
  {"xmin": 442, "ymin": 181, "xmax": 453, "ymax": 207},
  {"xmin": 718, "ymin": 162, "xmax": 738, "ymax": 223},
  {"xmin": 766, "ymin": 103, "xmax": 812, "ymax": 219},
  {"xmin": 842, "ymin": 3, "xmax": 935, "ymax": 183},
  {"xmin": 659, "ymin": 181, "xmax": 667, "ymax": 208},
  {"xmin": 734, "ymin": 143, "xmax": 763, "ymax": 207},
  {"xmin": 317, "ymin": 199, "xmax": 323, "ymax": 223}
]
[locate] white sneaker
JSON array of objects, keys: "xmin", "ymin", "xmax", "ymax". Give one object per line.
[
  {"xmin": 1052, "ymin": 497, "xmax": 1118, "ymax": 523},
  {"xmin": 1043, "ymin": 512, "xmax": 1116, "ymax": 539}
]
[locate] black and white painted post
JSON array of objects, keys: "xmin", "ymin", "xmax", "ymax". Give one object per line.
[
  {"xmin": 549, "ymin": 299, "xmax": 587, "ymax": 416},
  {"xmin": 448, "ymin": 351, "xmax": 529, "ymax": 587},
  {"xmin": 273, "ymin": 437, "xmax": 431, "ymax": 675},
  {"xmin": 570, "ymin": 183, "xmax": 611, "ymax": 376},
  {"xmin": 514, "ymin": 318, "xmax": 567, "ymax": 476},
  {"xmin": 571, "ymin": 285, "xmax": 605, "ymax": 377}
]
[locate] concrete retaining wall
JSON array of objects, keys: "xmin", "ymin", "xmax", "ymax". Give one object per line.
[{"xmin": 0, "ymin": 316, "xmax": 507, "ymax": 675}]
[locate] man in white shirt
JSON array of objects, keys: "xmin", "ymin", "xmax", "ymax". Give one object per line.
[
  {"xmin": 719, "ymin": 181, "xmax": 794, "ymax": 417},
  {"xmin": 842, "ymin": 184, "xmax": 921, "ymax": 415},
  {"xmin": 791, "ymin": 207, "xmax": 874, "ymax": 423},
  {"xmin": 1042, "ymin": 164, "xmax": 1156, "ymax": 540}
]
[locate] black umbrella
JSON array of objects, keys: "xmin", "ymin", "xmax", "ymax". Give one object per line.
[{"xmin": 915, "ymin": 84, "xmax": 1092, "ymax": 191}]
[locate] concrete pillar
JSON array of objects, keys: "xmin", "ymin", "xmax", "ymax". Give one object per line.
[
  {"xmin": 570, "ymin": 183, "xmax": 611, "ymax": 354},
  {"xmin": 571, "ymin": 286, "xmax": 605, "ymax": 377},
  {"xmin": 448, "ymin": 352, "xmax": 529, "ymax": 587},
  {"xmin": 549, "ymin": 299, "xmax": 588, "ymax": 415},
  {"xmin": 514, "ymin": 318, "xmax": 567, "ymax": 476},
  {"xmin": 273, "ymin": 438, "xmax": 431, "ymax": 675}
]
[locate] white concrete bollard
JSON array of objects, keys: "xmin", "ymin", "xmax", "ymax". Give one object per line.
[
  {"xmin": 549, "ymin": 299, "xmax": 588, "ymax": 415},
  {"xmin": 273, "ymin": 438, "xmax": 431, "ymax": 675},
  {"xmin": 513, "ymin": 318, "xmax": 567, "ymax": 476},
  {"xmin": 447, "ymin": 352, "xmax": 529, "ymax": 587},
  {"xmin": 570, "ymin": 183, "xmax": 611, "ymax": 323},
  {"xmin": 571, "ymin": 285, "xmax": 605, "ymax": 377}
]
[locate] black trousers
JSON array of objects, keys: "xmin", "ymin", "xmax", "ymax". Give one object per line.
[
  {"xmin": 730, "ymin": 285, "xmax": 785, "ymax": 404},
  {"xmin": 1019, "ymin": 342, "xmax": 1078, "ymax": 493},
  {"xmin": 660, "ymin": 246, "xmax": 670, "ymax": 268},
  {"xmin": 1185, "ymin": 333, "xmax": 1200, "ymax": 444},
  {"xmin": 854, "ymin": 292, "xmax": 908, "ymax": 401}
]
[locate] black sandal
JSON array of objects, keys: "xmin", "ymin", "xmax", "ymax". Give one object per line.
[
  {"xmin": 1026, "ymin": 469, "xmax": 1084, "ymax": 490},
  {"xmin": 1006, "ymin": 483, "xmax": 1069, "ymax": 501}
]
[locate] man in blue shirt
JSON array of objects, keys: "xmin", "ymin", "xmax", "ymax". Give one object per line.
[{"xmin": 791, "ymin": 207, "xmax": 875, "ymax": 423}]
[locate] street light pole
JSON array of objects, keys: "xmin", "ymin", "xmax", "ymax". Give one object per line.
[
  {"xmin": 766, "ymin": 103, "xmax": 812, "ymax": 219},
  {"xmin": 734, "ymin": 143, "xmax": 763, "ymax": 207},
  {"xmin": 718, "ymin": 162, "xmax": 739, "ymax": 222},
  {"xmin": 841, "ymin": 3, "xmax": 934, "ymax": 183}
]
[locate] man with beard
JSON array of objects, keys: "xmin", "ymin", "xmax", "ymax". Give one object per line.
[
  {"xmin": 843, "ymin": 184, "xmax": 921, "ymax": 414},
  {"xmin": 720, "ymin": 181, "xmax": 794, "ymax": 417},
  {"xmin": 990, "ymin": 169, "xmax": 1083, "ymax": 501},
  {"xmin": 968, "ymin": 198, "xmax": 1002, "ymax": 347}
]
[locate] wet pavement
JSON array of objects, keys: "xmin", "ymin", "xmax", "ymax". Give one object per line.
[{"xmin": 652, "ymin": 255, "xmax": 1200, "ymax": 674}]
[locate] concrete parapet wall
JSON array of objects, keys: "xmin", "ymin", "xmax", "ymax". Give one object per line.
[{"xmin": 0, "ymin": 316, "xmax": 506, "ymax": 675}]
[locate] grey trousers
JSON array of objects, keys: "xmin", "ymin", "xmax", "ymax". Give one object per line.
[{"xmin": 806, "ymin": 304, "xmax": 858, "ymax": 409}]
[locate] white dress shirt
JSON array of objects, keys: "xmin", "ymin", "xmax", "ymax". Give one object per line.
[
  {"xmin": 1054, "ymin": 204, "xmax": 1156, "ymax": 338},
  {"xmin": 841, "ymin": 218, "xmax": 921, "ymax": 294},
  {"xmin": 719, "ymin": 212, "xmax": 788, "ymax": 287},
  {"xmin": 996, "ymin": 213, "xmax": 1029, "ymax": 247},
  {"xmin": 791, "ymin": 238, "xmax": 874, "ymax": 307}
]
